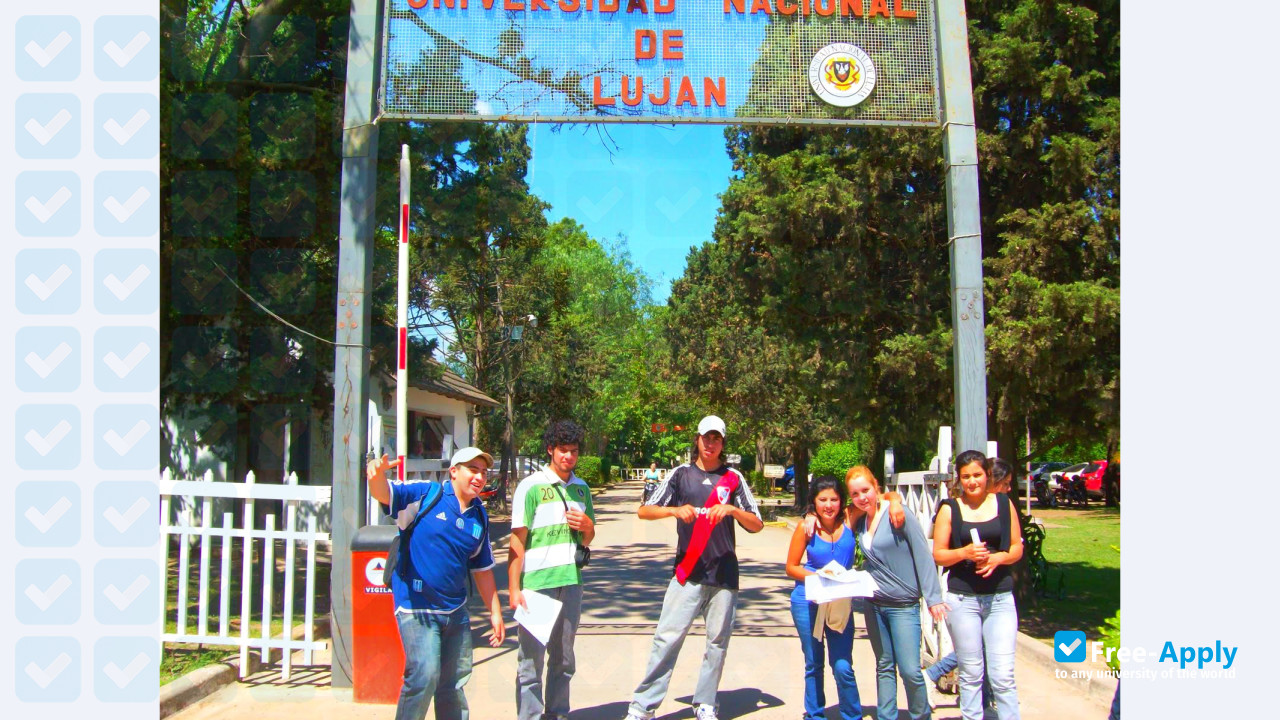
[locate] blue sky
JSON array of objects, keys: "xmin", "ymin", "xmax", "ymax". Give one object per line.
[{"xmin": 524, "ymin": 123, "xmax": 734, "ymax": 304}]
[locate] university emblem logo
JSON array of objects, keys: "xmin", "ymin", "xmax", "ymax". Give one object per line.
[{"xmin": 808, "ymin": 43, "xmax": 876, "ymax": 108}]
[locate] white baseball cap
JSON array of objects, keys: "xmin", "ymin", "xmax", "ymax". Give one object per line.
[
  {"xmin": 697, "ymin": 415, "xmax": 726, "ymax": 438},
  {"xmin": 450, "ymin": 447, "xmax": 494, "ymax": 468}
]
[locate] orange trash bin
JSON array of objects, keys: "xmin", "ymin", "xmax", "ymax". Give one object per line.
[{"xmin": 351, "ymin": 524, "xmax": 404, "ymax": 704}]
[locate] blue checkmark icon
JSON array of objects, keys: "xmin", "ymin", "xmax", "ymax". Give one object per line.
[
  {"xmin": 15, "ymin": 636, "xmax": 81, "ymax": 702},
  {"xmin": 16, "ymin": 94, "xmax": 81, "ymax": 159},
  {"xmin": 17, "ymin": 481, "xmax": 81, "ymax": 548},
  {"xmin": 1054, "ymin": 630, "xmax": 1088, "ymax": 662},
  {"xmin": 16, "ymin": 249, "xmax": 81, "ymax": 315}
]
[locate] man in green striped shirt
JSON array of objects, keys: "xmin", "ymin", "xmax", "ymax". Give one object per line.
[{"xmin": 508, "ymin": 420, "xmax": 596, "ymax": 720}]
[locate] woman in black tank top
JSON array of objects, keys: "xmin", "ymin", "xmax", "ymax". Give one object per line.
[{"xmin": 931, "ymin": 451, "xmax": 1024, "ymax": 720}]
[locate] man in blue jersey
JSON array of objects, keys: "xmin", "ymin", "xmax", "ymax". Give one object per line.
[{"xmin": 367, "ymin": 447, "xmax": 506, "ymax": 720}]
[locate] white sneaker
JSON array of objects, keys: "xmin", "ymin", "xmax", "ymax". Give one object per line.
[{"xmin": 695, "ymin": 705, "xmax": 719, "ymax": 720}]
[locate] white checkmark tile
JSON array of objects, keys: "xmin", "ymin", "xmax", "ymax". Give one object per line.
[
  {"xmin": 1059, "ymin": 638, "xmax": 1082, "ymax": 654},
  {"xmin": 25, "ymin": 264, "xmax": 74, "ymax": 301},
  {"xmin": 103, "ymin": 497, "xmax": 149, "ymax": 533},
  {"xmin": 103, "ymin": 187, "xmax": 150, "ymax": 222},
  {"xmin": 655, "ymin": 187, "xmax": 702, "ymax": 221},
  {"xmin": 26, "ymin": 342, "xmax": 73, "ymax": 379},
  {"xmin": 25, "ymin": 419, "xmax": 73, "ymax": 456},
  {"xmin": 103, "ymin": 574, "xmax": 149, "ymax": 610},
  {"xmin": 103, "ymin": 342, "xmax": 150, "ymax": 378},
  {"xmin": 25, "ymin": 109, "xmax": 73, "ymax": 145},
  {"xmin": 103, "ymin": 31, "xmax": 150, "ymax": 67},
  {"xmin": 103, "ymin": 264, "xmax": 150, "ymax": 300},
  {"xmin": 103, "ymin": 652, "xmax": 149, "ymax": 688},
  {"xmin": 25, "ymin": 652, "xmax": 72, "ymax": 688},
  {"xmin": 25, "ymin": 574, "xmax": 73, "ymax": 611},
  {"xmin": 104, "ymin": 419, "xmax": 149, "ymax": 455},
  {"xmin": 103, "ymin": 109, "xmax": 150, "ymax": 145},
  {"xmin": 577, "ymin": 187, "xmax": 623, "ymax": 220},
  {"xmin": 25, "ymin": 186, "xmax": 73, "ymax": 223},
  {"xmin": 25, "ymin": 496, "xmax": 73, "ymax": 533},
  {"xmin": 24, "ymin": 31, "xmax": 72, "ymax": 67}
]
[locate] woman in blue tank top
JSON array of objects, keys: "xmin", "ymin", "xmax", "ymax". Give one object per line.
[{"xmin": 785, "ymin": 476, "xmax": 862, "ymax": 720}]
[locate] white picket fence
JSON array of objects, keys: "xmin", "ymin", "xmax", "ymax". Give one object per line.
[{"xmin": 160, "ymin": 468, "xmax": 330, "ymax": 681}]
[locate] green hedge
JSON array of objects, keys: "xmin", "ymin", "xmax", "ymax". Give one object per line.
[
  {"xmin": 576, "ymin": 455, "xmax": 605, "ymax": 486},
  {"xmin": 810, "ymin": 434, "xmax": 874, "ymax": 478}
]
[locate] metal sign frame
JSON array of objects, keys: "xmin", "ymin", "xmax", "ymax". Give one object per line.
[{"xmin": 376, "ymin": 0, "xmax": 943, "ymax": 127}]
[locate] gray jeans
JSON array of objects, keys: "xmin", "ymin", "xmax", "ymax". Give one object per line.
[
  {"xmin": 629, "ymin": 577, "xmax": 737, "ymax": 717},
  {"xmin": 516, "ymin": 583, "xmax": 583, "ymax": 720}
]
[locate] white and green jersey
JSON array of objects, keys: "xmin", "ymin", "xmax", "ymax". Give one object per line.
[{"xmin": 511, "ymin": 469, "xmax": 595, "ymax": 591}]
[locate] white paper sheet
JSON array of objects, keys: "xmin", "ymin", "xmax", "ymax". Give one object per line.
[
  {"xmin": 804, "ymin": 560, "xmax": 879, "ymax": 603},
  {"xmin": 513, "ymin": 589, "xmax": 563, "ymax": 646}
]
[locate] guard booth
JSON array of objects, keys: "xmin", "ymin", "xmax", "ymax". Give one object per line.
[{"xmin": 351, "ymin": 524, "xmax": 402, "ymax": 704}]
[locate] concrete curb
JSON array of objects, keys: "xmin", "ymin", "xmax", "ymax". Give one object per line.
[
  {"xmin": 1016, "ymin": 631, "xmax": 1117, "ymax": 708},
  {"xmin": 160, "ymin": 655, "xmax": 245, "ymax": 718},
  {"xmin": 159, "ymin": 617, "xmax": 331, "ymax": 718}
]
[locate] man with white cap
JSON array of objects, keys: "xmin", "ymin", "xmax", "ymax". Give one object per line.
[
  {"xmin": 367, "ymin": 447, "xmax": 505, "ymax": 720},
  {"xmin": 625, "ymin": 415, "xmax": 763, "ymax": 720}
]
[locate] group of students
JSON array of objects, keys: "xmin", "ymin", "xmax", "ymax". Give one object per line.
[
  {"xmin": 366, "ymin": 414, "xmax": 1022, "ymax": 720},
  {"xmin": 788, "ymin": 451, "xmax": 1024, "ymax": 720}
]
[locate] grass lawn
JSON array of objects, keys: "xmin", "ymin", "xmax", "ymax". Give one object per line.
[{"xmin": 1018, "ymin": 505, "xmax": 1120, "ymax": 643}]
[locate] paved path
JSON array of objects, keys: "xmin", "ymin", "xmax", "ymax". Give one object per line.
[{"xmin": 171, "ymin": 480, "xmax": 1110, "ymax": 719}]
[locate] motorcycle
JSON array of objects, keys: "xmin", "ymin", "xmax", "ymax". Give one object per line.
[
  {"xmin": 1060, "ymin": 475, "xmax": 1089, "ymax": 508},
  {"xmin": 1033, "ymin": 475, "xmax": 1057, "ymax": 508}
]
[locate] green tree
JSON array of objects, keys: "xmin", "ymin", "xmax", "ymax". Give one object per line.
[{"xmin": 666, "ymin": 0, "xmax": 1119, "ymax": 488}]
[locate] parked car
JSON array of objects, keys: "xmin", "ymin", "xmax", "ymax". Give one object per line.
[
  {"xmin": 775, "ymin": 465, "xmax": 795, "ymax": 492},
  {"xmin": 1025, "ymin": 462, "xmax": 1069, "ymax": 495},
  {"xmin": 1049, "ymin": 463, "xmax": 1089, "ymax": 492},
  {"xmin": 1077, "ymin": 460, "xmax": 1110, "ymax": 499},
  {"xmin": 1048, "ymin": 461, "xmax": 1109, "ymax": 506}
]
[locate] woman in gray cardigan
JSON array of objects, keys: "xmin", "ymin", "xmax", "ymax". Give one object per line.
[{"xmin": 847, "ymin": 465, "xmax": 949, "ymax": 720}]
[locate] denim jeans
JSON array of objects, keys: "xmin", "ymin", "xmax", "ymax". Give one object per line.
[
  {"xmin": 629, "ymin": 578, "xmax": 736, "ymax": 718},
  {"xmin": 395, "ymin": 609, "xmax": 473, "ymax": 720},
  {"xmin": 927, "ymin": 651, "xmax": 991, "ymax": 705},
  {"xmin": 516, "ymin": 583, "xmax": 583, "ymax": 720},
  {"xmin": 789, "ymin": 599, "xmax": 861, "ymax": 720},
  {"xmin": 865, "ymin": 603, "xmax": 930, "ymax": 720},
  {"xmin": 945, "ymin": 591, "xmax": 1019, "ymax": 720}
]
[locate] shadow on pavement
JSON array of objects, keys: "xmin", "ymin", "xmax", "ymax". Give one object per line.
[{"xmin": 568, "ymin": 687, "xmax": 785, "ymax": 720}]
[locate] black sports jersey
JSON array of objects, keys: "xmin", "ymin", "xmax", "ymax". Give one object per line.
[{"xmin": 644, "ymin": 463, "xmax": 761, "ymax": 589}]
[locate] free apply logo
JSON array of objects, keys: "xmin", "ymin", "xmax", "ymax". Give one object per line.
[
  {"xmin": 1054, "ymin": 629, "xmax": 1239, "ymax": 676},
  {"xmin": 1054, "ymin": 630, "xmax": 1087, "ymax": 662}
]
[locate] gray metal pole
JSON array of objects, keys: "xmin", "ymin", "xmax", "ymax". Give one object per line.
[
  {"xmin": 330, "ymin": 0, "xmax": 383, "ymax": 687},
  {"xmin": 935, "ymin": 0, "xmax": 988, "ymax": 457}
]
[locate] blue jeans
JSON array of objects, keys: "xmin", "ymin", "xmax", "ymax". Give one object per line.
[
  {"xmin": 789, "ymin": 599, "xmax": 861, "ymax": 720},
  {"xmin": 865, "ymin": 603, "xmax": 930, "ymax": 720},
  {"xmin": 927, "ymin": 651, "xmax": 991, "ymax": 705},
  {"xmin": 945, "ymin": 592, "xmax": 1019, "ymax": 720},
  {"xmin": 395, "ymin": 609, "xmax": 474, "ymax": 720}
]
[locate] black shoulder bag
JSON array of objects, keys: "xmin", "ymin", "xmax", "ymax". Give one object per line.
[{"xmin": 553, "ymin": 484, "xmax": 590, "ymax": 569}]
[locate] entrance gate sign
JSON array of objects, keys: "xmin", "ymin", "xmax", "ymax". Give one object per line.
[{"xmin": 380, "ymin": 0, "xmax": 939, "ymax": 125}]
